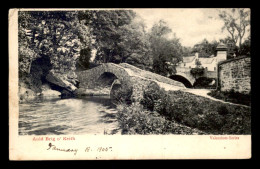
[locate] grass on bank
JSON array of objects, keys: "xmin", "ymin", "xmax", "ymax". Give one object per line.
[
  {"xmin": 112, "ymin": 81, "xmax": 251, "ymax": 135},
  {"xmin": 140, "ymin": 82, "xmax": 251, "ymax": 135},
  {"xmin": 208, "ymin": 89, "xmax": 251, "ymax": 106},
  {"xmin": 116, "ymin": 103, "xmax": 206, "ymax": 135}
]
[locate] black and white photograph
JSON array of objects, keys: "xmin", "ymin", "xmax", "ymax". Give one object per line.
[{"xmin": 9, "ymin": 8, "xmax": 251, "ymax": 159}]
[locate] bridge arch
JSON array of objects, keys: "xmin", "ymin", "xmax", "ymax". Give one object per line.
[
  {"xmin": 77, "ymin": 63, "xmax": 133, "ymax": 89},
  {"xmin": 76, "ymin": 63, "xmax": 186, "ymax": 101},
  {"xmin": 169, "ymin": 74, "xmax": 193, "ymax": 88},
  {"xmin": 96, "ymin": 72, "xmax": 118, "ymax": 88}
]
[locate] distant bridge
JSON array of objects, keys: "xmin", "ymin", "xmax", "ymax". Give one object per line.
[{"xmin": 169, "ymin": 67, "xmax": 196, "ymax": 88}]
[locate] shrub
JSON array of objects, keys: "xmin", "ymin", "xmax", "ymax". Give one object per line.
[
  {"xmin": 190, "ymin": 67, "xmax": 204, "ymax": 79},
  {"xmin": 140, "ymin": 85, "xmax": 251, "ymax": 134},
  {"xmin": 116, "ymin": 103, "xmax": 205, "ymax": 135},
  {"xmin": 202, "ymin": 111, "xmax": 225, "ymax": 132},
  {"xmin": 193, "ymin": 77, "xmax": 216, "ymax": 89},
  {"xmin": 140, "ymin": 82, "xmax": 167, "ymax": 113},
  {"xmin": 208, "ymin": 89, "xmax": 251, "ymax": 106},
  {"xmin": 110, "ymin": 83, "xmax": 133, "ymax": 105},
  {"xmin": 217, "ymin": 105, "xmax": 229, "ymax": 116}
]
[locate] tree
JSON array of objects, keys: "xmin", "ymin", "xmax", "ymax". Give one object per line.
[
  {"xmin": 18, "ymin": 11, "xmax": 39, "ymax": 75},
  {"xmin": 238, "ymin": 36, "xmax": 250, "ymax": 56},
  {"xmin": 148, "ymin": 20, "xmax": 183, "ymax": 76},
  {"xmin": 190, "ymin": 67, "xmax": 204, "ymax": 79},
  {"xmin": 218, "ymin": 8, "xmax": 250, "ymax": 48},
  {"xmin": 192, "ymin": 39, "xmax": 218, "ymax": 57},
  {"xmin": 78, "ymin": 10, "xmax": 154, "ymax": 70},
  {"xmin": 76, "ymin": 48, "xmax": 92, "ymax": 70},
  {"xmin": 116, "ymin": 16, "xmax": 152, "ymax": 69},
  {"xmin": 82, "ymin": 10, "xmax": 137, "ymax": 63},
  {"xmin": 18, "ymin": 11, "xmax": 91, "ymax": 86},
  {"xmin": 181, "ymin": 46, "xmax": 193, "ymax": 56},
  {"xmin": 220, "ymin": 36, "xmax": 238, "ymax": 59}
]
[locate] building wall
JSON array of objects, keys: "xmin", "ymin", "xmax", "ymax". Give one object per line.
[
  {"xmin": 179, "ymin": 59, "xmax": 196, "ymax": 68},
  {"xmin": 200, "ymin": 60, "xmax": 217, "ymax": 71},
  {"xmin": 218, "ymin": 56, "xmax": 251, "ymax": 94},
  {"xmin": 216, "ymin": 51, "xmax": 227, "ymax": 62}
]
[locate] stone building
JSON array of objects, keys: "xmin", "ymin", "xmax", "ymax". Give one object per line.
[
  {"xmin": 176, "ymin": 42, "xmax": 228, "ymax": 72},
  {"xmin": 217, "ymin": 56, "xmax": 251, "ymax": 94}
]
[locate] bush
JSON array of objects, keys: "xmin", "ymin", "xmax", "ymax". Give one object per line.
[
  {"xmin": 190, "ymin": 67, "xmax": 204, "ymax": 79},
  {"xmin": 110, "ymin": 83, "xmax": 133, "ymax": 105},
  {"xmin": 208, "ymin": 89, "xmax": 251, "ymax": 106},
  {"xmin": 193, "ymin": 77, "xmax": 216, "ymax": 89},
  {"xmin": 140, "ymin": 84, "xmax": 251, "ymax": 134},
  {"xmin": 217, "ymin": 105, "xmax": 229, "ymax": 116},
  {"xmin": 140, "ymin": 82, "xmax": 167, "ymax": 113},
  {"xmin": 116, "ymin": 103, "xmax": 206, "ymax": 135}
]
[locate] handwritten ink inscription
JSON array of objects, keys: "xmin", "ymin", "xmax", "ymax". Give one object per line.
[
  {"xmin": 85, "ymin": 146, "xmax": 113, "ymax": 152},
  {"xmin": 32, "ymin": 136, "xmax": 113, "ymax": 156},
  {"xmin": 47, "ymin": 143, "xmax": 78, "ymax": 155},
  {"xmin": 46, "ymin": 143, "xmax": 113, "ymax": 156}
]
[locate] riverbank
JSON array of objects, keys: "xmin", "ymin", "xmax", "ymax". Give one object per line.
[
  {"xmin": 19, "ymin": 83, "xmax": 61, "ymax": 103},
  {"xmin": 116, "ymin": 103, "xmax": 206, "ymax": 135},
  {"xmin": 139, "ymin": 82, "xmax": 251, "ymax": 135}
]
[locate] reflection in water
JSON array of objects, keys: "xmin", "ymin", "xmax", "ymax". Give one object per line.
[{"xmin": 19, "ymin": 96, "xmax": 120, "ymax": 135}]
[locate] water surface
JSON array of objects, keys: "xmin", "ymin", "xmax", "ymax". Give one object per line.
[{"xmin": 19, "ymin": 96, "xmax": 120, "ymax": 135}]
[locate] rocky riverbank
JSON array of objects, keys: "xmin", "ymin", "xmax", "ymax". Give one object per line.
[{"xmin": 19, "ymin": 83, "xmax": 61, "ymax": 103}]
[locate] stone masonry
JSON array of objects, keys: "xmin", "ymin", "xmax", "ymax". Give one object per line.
[
  {"xmin": 218, "ymin": 56, "xmax": 251, "ymax": 94},
  {"xmin": 76, "ymin": 63, "xmax": 186, "ymax": 101}
]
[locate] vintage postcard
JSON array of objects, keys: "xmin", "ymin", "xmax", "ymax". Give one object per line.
[{"xmin": 9, "ymin": 8, "xmax": 251, "ymax": 160}]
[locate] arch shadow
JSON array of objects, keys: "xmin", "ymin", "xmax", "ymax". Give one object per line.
[
  {"xmin": 96, "ymin": 72, "xmax": 118, "ymax": 88},
  {"xmin": 169, "ymin": 75, "xmax": 193, "ymax": 88}
]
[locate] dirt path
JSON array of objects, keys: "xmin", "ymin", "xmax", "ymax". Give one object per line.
[{"xmin": 182, "ymin": 88, "xmax": 250, "ymax": 108}]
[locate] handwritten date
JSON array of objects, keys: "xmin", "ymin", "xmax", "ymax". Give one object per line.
[{"xmin": 85, "ymin": 146, "xmax": 112, "ymax": 152}]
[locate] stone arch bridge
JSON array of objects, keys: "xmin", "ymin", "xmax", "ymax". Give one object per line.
[
  {"xmin": 76, "ymin": 63, "xmax": 186, "ymax": 102},
  {"xmin": 169, "ymin": 67, "xmax": 196, "ymax": 88}
]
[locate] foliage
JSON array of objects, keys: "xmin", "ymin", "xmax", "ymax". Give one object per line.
[
  {"xmin": 193, "ymin": 77, "xmax": 216, "ymax": 89},
  {"xmin": 220, "ymin": 36, "xmax": 250, "ymax": 58},
  {"xmin": 80, "ymin": 10, "xmax": 151, "ymax": 68},
  {"xmin": 190, "ymin": 67, "xmax": 205, "ymax": 79},
  {"xmin": 140, "ymin": 83, "xmax": 251, "ymax": 134},
  {"xmin": 181, "ymin": 46, "xmax": 193, "ymax": 56},
  {"xmin": 18, "ymin": 11, "xmax": 91, "ymax": 86},
  {"xmin": 116, "ymin": 103, "xmax": 206, "ymax": 135},
  {"xmin": 140, "ymin": 82, "xmax": 167, "ymax": 113},
  {"xmin": 208, "ymin": 89, "xmax": 251, "ymax": 106},
  {"xmin": 148, "ymin": 20, "xmax": 183, "ymax": 76},
  {"xmin": 76, "ymin": 48, "xmax": 92, "ymax": 70},
  {"xmin": 192, "ymin": 39, "xmax": 218, "ymax": 57},
  {"xmin": 238, "ymin": 37, "xmax": 250, "ymax": 56},
  {"xmin": 110, "ymin": 83, "xmax": 133, "ymax": 105},
  {"xmin": 218, "ymin": 8, "xmax": 250, "ymax": 48}
]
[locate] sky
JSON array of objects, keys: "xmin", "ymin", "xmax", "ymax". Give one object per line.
[{"xmin": 133, "ymin": 8, "xmax": 233, "ymax": 47}]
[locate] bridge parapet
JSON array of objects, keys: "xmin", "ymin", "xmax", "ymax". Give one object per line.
[
  {"xmin": 120, "ymin": 63, "xmax": 185, "ymax": 87},
  {"xmin": 176, "ymin": 67, "xmax": 191, "ymax": 73},
  {"xmin": 76, "ymin": 63, "xmax": 186, "ymax": 101}
]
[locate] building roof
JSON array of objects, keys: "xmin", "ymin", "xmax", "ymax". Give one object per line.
[
  {"xmin": 216, "ymin": 42, "xmax": 228, "ymax": 51},
  {"xmin": 182, "ymin": 56, "xmax": 196, "ymax": 63},
  {"xmin": 199, "ymin": 58, "xmax": 215, "ymax": 64}
]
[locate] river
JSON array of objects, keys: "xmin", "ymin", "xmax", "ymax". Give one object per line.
[{"xmin": 19, "ymin": 96, "xmax": 121, "ymax": 135}]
